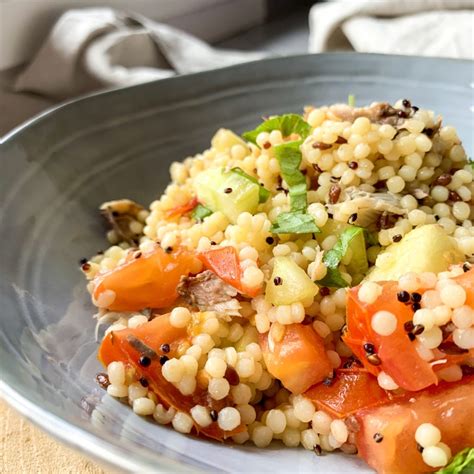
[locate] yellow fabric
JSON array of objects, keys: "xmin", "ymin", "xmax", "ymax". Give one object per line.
[{"xmin": 1, "ymin": 399, "xmax": 106, "ymax": 473}]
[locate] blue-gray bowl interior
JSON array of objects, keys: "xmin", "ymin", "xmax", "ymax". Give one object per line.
[{"xmin": 1, "ymin": 53, "xmax": 473, "ymax": 472}]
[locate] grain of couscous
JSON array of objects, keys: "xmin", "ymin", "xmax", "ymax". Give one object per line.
[{"xmin": 82, "ymin": 100, "xmax": 474, "ymax": 474}]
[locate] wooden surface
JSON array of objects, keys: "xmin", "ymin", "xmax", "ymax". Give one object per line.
[{"xmin": 1, "ymin": 399, "xmax": 106, "ymax": 474}]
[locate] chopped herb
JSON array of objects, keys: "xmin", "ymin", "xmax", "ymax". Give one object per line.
[
  {"xmin": 316, "ymin": 226, "xmax": 364, "ymax": 288},
  {"xmin": 242, "ymin": 114, "xmax": 311, "ymax": 145},
  {"xmin": 348, "ymin": 94, "xmax": 356, "ymax": 107},
  {"xmin": 436, "ymin": 448, "xmax": 474, "ymax": 474},
  {"xmin": 192, "ymin": 204, "xmax": 213, "ymax": 222},
  {"xmin": 270, "ymin": 212, "xmax": 319, "ymax": 234},
  {"xmin": 231, "ymin": 167, "xmax": 270, "ymax": 203}
]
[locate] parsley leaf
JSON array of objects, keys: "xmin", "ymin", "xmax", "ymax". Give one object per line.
[
  {"xmin": 348, "ymin": 94, "xmax": 356, "ymax": 107},
  {"xmin": 436, "ymin": 448, "xmax": 474, "ymax": 474},
  {"xmin": 270, "ymin": 212, "xmax": 319, "ymax": 234},
  {"xmin": 192, "ymin": 204, "xmax": 213, "ymax": 222},
  {"xmin": 230, "ymin": 167, "xmax": 270, "ymax": 203},
  {"xmin": 317, "ymin": 226, "xmax": 365, "ymax": 287},
  {"xmin": 242, "ymin": 114, "xmax": 311, "ymax": 145}
]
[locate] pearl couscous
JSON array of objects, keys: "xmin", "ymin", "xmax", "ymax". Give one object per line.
[{"xmin": 84, "ymin": 100, "xmax": 474, "ymax": 474}]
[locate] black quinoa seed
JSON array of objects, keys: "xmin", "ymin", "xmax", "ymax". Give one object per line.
[
  {"xmin": 449, "ymin": 191, "xmax": 461, "ymax": 202},
  {"xmin": 165, "ymin": 246, "xmax": 173, "ymax": 253},
  {"xmin": 95, "ymin": 372, "xmax": 110, "ymax": 389},
  {"xmin": 373, "ymin": 433, "xmax": 384, "ymax": 443},
  {"xmin": 314, "ymin": 445, "xmax": 322, "ymax": 456},
  {"xmin": 404, "ymin": 320, "xmax": 415, "ymax": 332},
  {"xmin": 112, "ymin": 210, "xmax": 120, "ymax": 217},
  {"xmin": 417, "ymin": 443, "xmax": 424, "ymax": 453},
  {"xmin": 408, "ymin": 333, "xmax": 416, "ymax": 341},
  {"xmin": 402, "ymin": 99, "xmax": 411, "ymax": 108},
  {"xmin": 210, "ymin": 241, "xmax": 217, "ymax": 246},
  {"xmin": 263, "ymin": 141, "xmax": 271, "ymax": 149},
  {"xmin": 411, "ymin": 292, "xmax": 422, "ymax": 303},
  {"xmin": 320, "ymin": 287, "xmax": 330, "ymax": 297},
  {"xmin": 336, "ymin": 136, "xmax": 348, "ymax": 144},
  {"xmin": 348, "ymin": 161, "xmax": 358, "ymax": 169},
  {"xmin": 412, "ymin": 302, "xmax": 421, "ymax": 312},
  {"xmin": 397, "ymin": 110, "xmax": 408, "ymax": 118},
  {"xmin": 348, "ymin": 213, "xmax": 358, "ymax": 224},
  {"xmin": 363, "ymin": 343, "xmax": 375, "ymax": 354},
  {"xmin": 224, "ymin": 366, "xmax": 240, "ymax": 386},
  {"xmin": 412, "ymin": 324, "xmax": 425, "ymax": 336},
  {"xmin": 134, "ymin": 251, "xmax": 142, "ymax": 259},
  {"xmin": 160, "ymin": 343, "xmax": 170, "ymax": 353},
  {"xmin": 273, "ymin": 276, "xmax": 283, "ymax": 286},
  {"xmin": 79, "ymin": 257, "xmax": 88, "ymax": 265},
  {"xmin": 139, "ymin": 377, "xmax": 149, "ymax": 387},
  {"xmin": 367, "ymin": 353, "xmax": 381, "ymax": 366},
  {"xmin": 302, "ymin": 314, "xmax": 313, "ymax": 325},
  {"xmin": 463, "ymin": 263, "xmax": 471, "ymax": 272},
  {"xmin": 139, "ymin": 355, "xmax": 151, "ymax": 367},
  {"xmin": 266, "ymin": 236, "xmax": 275, "ymax": 245},
  {"xmin": 159, "ymin": 355, "xmax": 169, "ymax": 365},
  {"xmin": 423, "ymin": 128, "xmax": 434, "ymax": 137},
  {"xmin": 412, "ymin": 106, "xmax": 419, "ymax": 112},
  {"xmin": 224, "ymin": 187, "xmax": 233, "ymax": 194},
  {"xmin": 210, "ymin": 410, "xmax": 218, "ymax": 421},
  {"xmin": 392, "ymin": 234, "xmax": 402, "ymax": 243},
  {"xmin": 323, "ymin": 374, "xmax": 335, "ymax": 386},
  {"xmin": 397, "ymin": 290, "xmax": 410, "ymax": 303},
  {"xmin": 81, "ymin": 262, "xmax": 91, "ymax": 272}
]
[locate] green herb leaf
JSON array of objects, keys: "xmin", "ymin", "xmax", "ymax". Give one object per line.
[
  {"xmin": 348, "ymin": 94, "xmax": 356, "ymax": 107},
  {"xmin": 192, "ymin": 204, "xmax": 213, "ymax": 222},
  {"xmin": 231, "ymin": 167, "xmax": 270, "ymax": 203},
  {"xmin": 274, "ymin": 140, "xmax": 308, "ymax": 212},
  {"xmin": 437, "ymin": 448, "xmax": 474, "ymax": 474},
  {"xmin": 271, "ymin": 212, "xmax": 320, "ymax": 234},
  {"xmin": 242, "ymin": 114, "xmax": 311, "ymax": 145},
  {"xmin": 364, "ymin": 229, "xmax": 379, "ymax": 246},
  {"xmin": 317, "ymin": 226, "xmax": 365, "ymax": 287}
]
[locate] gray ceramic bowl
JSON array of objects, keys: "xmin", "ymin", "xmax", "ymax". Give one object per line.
[{"xmin": 1, "ymin": 53, "xmax": 473, "ymax": 473}]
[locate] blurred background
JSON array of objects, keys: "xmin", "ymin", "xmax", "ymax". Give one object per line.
[{"xmin": 0, "ymin": 0, "xmax": 472, "ymax": 136}]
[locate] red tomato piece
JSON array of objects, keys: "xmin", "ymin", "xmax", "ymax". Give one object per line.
[
  {"xmin": 355, "ymin": 376, "xmax": 474, "ymax": 474},
  {"xmin": 92, "ymin": 245, "xmax": 198, "ymax": 312},
  {"xmin": 260, "ymin": 323, "xmax": 332, "ymax": 394},
  {"xmin": 165, "ymin": 197, "xmax": 198, "ymax": 219},
  {"xmin": 99, "ymin": 314, "xmax": 243, "ymax": 441}
]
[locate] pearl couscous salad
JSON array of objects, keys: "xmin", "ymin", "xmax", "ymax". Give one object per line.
[{"xmin": 81, "ymin": 100, "xmax": 474, "ymax": 474}]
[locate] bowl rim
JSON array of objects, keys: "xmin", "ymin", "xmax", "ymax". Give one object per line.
[{"xmin": 0, "ymin": 51, "xmax": 472, "ymax": 472}]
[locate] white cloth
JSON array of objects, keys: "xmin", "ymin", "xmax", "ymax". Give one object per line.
[
  {"xmin": 15, "ymin": 8, "xmax": 265, "ymax": 100},
  {"xmin": 309, "ymin": 0, "xmax": 474, "ymax": 59}
]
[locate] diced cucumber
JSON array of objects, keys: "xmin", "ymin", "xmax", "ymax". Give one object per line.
[
  {"xmin": 194, "ymin": 168, "xmax": 260, "ymax": 223},
  {"xmin": 211, "ymin": 129, "xmax": 248, "ymax": 152},
  {"xmin": 368, "ymin": 224, "xmax": 464, "ymax": 282},
  {"xmin": 318, "ymin": 219, "xmax": 368, "ymax": 277},
  {"xmin": 266, "ymin": 256, "xmax": 318, "ymax": 306}
]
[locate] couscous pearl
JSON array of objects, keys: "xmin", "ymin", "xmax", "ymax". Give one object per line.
[
  {"xmin": 252, "ymin": 425, "xmax": 273, "ymax": 448},
  {"xmin": 237, "ymin": 404, "xmax": 257, "ymax": 425},
  {"xmin": 387, "ymin": 176, "xmax": 405, "ymax": 193},
  {"xmin": 440, "ymin": 284, "xmax": 466, "ymax": 308},
  {"xmin": 128, "ymin": 382, "xmax": 148, "ymax": 401},
  {"xmin": 266, "ymin": 409, "xmax": 287, "ymax": 434},
  {"xmin": 422, "ymin": 446, "xmax": 448, "ymax": 468},
  {"xmin": 330, "ymin": 419, "xmax": 348, "ymax": 444},
  {"xmin": 232, "ymin": 430, "xmax": 250, "ymax": 445},
  {"xmin": 413, "ymin": 308, "xmax": 435, "ymax": 331},
  {"xmin": 293, "ymin": 396, "xmax": 316, "ymax": 422},
  {"xmin": 236, "ymin": 358, "xmax": 255, "ymax": 378},
  {"xmin": 107, "ymin": 384, "xmax": 128, "ymax": 398},
  {"xmin": 190, "ymin": 405, "xmax": 213, "ymax": 427},
  {"xmin": 162, "ymin": 358, "xmax": 184, "ymax": 383},
  {"xmin": 208, "ymin": 378, "xmax": 230, "ymax": 400},
  {"xmin": 398, "ymin": 272, "xmax": 421, "ymax": 292},
  {"xmin": 193, "ymin": 333, "xmax": 215, "ymax": 353},
  {"xmin": 153, "ymin": 404, "xmax": 176, "ymax": 425},
  {"xmin": 231, "ymin": 383, "xmax": 252, "ymax": 404},
  {"xmin": 415, "ymin": 423, "xmax": 442, "ymax": 448},
  {"xmin": 418, "ymin": 326, "xmax": 443, "ymax": 349},
  {"xmin": 312, "ymin": 411, "xmax": 332, "ymax": 435},
  {"xmin": 172, "ymin": 412, "xmax": 194, "ymax": 434},
  {"xmin": 313, "ymin": 320, "xmax": 331, "ymax": 338},
  {"xmin": 128, "ymin": 314, "xmax": 148, "ymax": 328},
  {"xmin": 205, "ymin": 357, "xmax": 227, "ymax": 378},
  {"xmin": 452, "ymin": 306, "xmax": 474, "ymax": 329},
  {"xmin": 437, "ymin": 442, "xmax": 452, "ymax": 461},
  {"xmin": 301, "ymin": 429, "xmax": 320, "ymax": 450},
  {"xmin": 133, "ymin": 397, "xmax": 155, "ymax": 416},
  {"xmin": 170, "ymin": 307, "xmax": 191, "ymax": 328},
  {"xmin": 282, "ymin": 428, "xmax": 301, "ymax": 447},
  {"xmin": 371, "ymin": 310, "xmax": 398, "ymax": 336},
  {"xmin": 217, "ymin": 407, "xmax": 241, "ymax": 431},
  {"xmin": 358, "ymin": 281, "xmax": 382, "ymax": 304},
  {"xmin": 453, "ymin": 328, "xmax": 474, "ymax": 349},
  {"xmin": 431, "ymin": 185, "xmax": 449, "ymax": 202},
  {"xmin": 377, "ymin": 371, "xmax": 399, "ymax": 390},
  {"xmin": 433, "ymin": 305, "xmax": 452, "ymax": 326},
  {"xmin": 107, "ymin": 361, "xmax": 125, "ymax": 386},
  {"xmin": 437, "ymin": 365, "xmax": 463, "ymax": 382}
]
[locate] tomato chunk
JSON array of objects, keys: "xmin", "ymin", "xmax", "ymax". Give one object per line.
[
  {"xmin": 99, "ymin": 314, "xmax": 243, "ymax": 440},
  {"xmin": 355, "ymin": 376, "xmax": 474, "ymax": 474},
  {"xmin": 92, "ymin": 245, "xmax": 198, "ymax": 311},
  {"xmin": 305, "ymin": 369, "xmax": 395, "ymax": 419},
  {"xmin": 199, "ymin": 246, "xmax": 261, "ymax": 297},
  {"xmin": 260, "ymin": 323, "xmax": 332, "ymax": 394}
]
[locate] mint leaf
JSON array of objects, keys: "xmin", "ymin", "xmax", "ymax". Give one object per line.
[
  {"xmin": 230, "ymin": 167, "xmax": 270, "ymax": 203},
  {"xmin": 271, "ymin": 212, "xmax": 320, "ymax": 234},
  {"xmin": 317, "ymin": 226, "xmax": 365, "ymax": 287},
  {"xmin": 348, "ymin": 94, "xmax": 356, "ymax": 107},
  {"xmin": 242, "ymin": 114, "xmax": 311, "ymax": 145},
  {"xmin": 192, "ymin": 204, "xmax": 213, "ymax": 222},
  {"xmin": 437, "ymin": 448, "xmax": 474, "ymax": 474}
]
